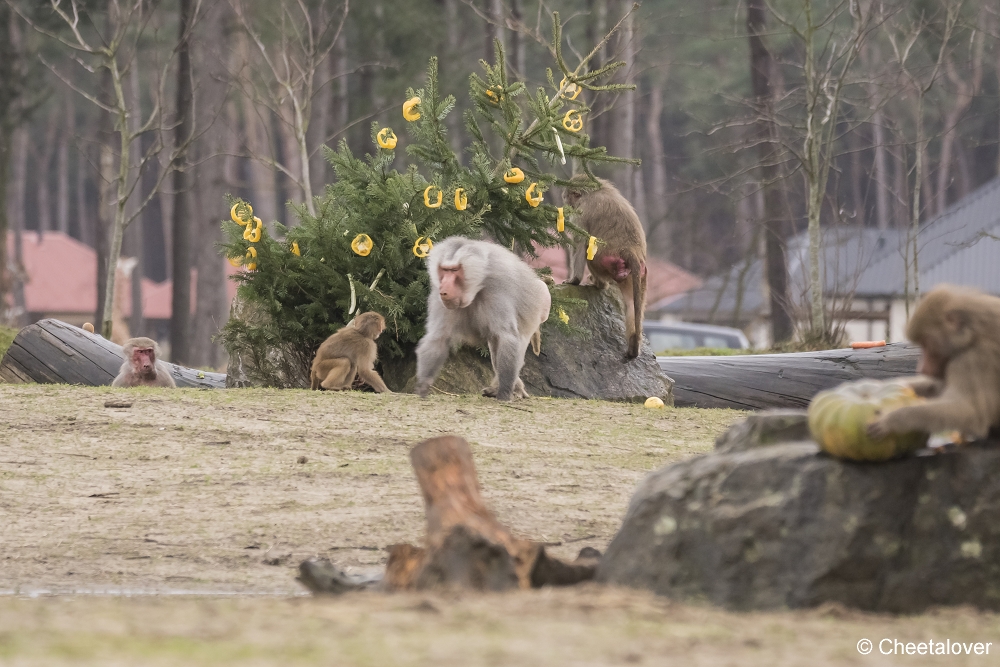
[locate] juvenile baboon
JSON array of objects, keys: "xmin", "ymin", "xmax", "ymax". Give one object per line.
[
  {"xmin": 310, "ymin": 312, "xmax": 392, "ymax": 393},
  {"xmin": 112, "ymin": 337, "xmax": 176, "ymax": 388},
  {"xmin": 867, "ymin": 285, "xmax": 1000, "ymax": 441},
  {"xmin": 415, "ymin": 237, "xmax": 551, "ymax": 400},
  {"xmin": 564, "ymin": 175, "xmax": 647, "ymax": 359}
]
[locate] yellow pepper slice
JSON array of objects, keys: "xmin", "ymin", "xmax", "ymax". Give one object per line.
[
  {"xmin": 244, "ymin": 217, "xmax": 262, "ymax": 243},
  {"xmin": 291, "ymin": 241, "xmax": 301, "ymax": 256},
  {"xmin": 245, "ymin": 246, "xmax": 258, "ymax": 271},
  {"xmin": 351, "ymin": 234, "xmax": 373, "ymax": 257},
  {"xmin": 454, "ymin": 188, "xmax": 468, "ymax": 211},
  {"xmin": 230, "ymin": 202, "xmax": 252, "ymax": 224},
  {"xmin": 556, "ymin": 207, "xmax": 565, "ymax": 232},
  {"xmin": 403, "ymin": 97, "xmax": 421, "ymax": 121},
  {"xmin": 559, "ymin": 77, "xmax": 582, "ymax": 100},
  {"xmin": 562, "ymin": 110, "xmax": 583, "ymax": 133},
  {"xmin": 412, "ymin": 236, "xmax": 434, "ymax": 258},
  {"xmin": 525, "ymin": 182, "xmax": 543, "ymax": 207},
  {"xmin": 587, "ymin": 236, "xmax": 599, "ymax": 261},
  {"xmin": 424, "ymin": 185, "xmax": 443, "ymax": 209},
  {"xmin": 558, "ymin": 308, "xmax": 570, "ymax": 324},
  {"xmin": 485, "ymin": 86, "xmax": 504, "ymax": 104},
  {"xmin": 228, "ymin": 255, "xmax": 243, "ymax": 268},
  {"xmin": 503, "ymin": 167, "xmax": 525, "ymax": 184},
  {"xmin": 376, "ymin": 127, "xmax": 397, "ymax": 149}
]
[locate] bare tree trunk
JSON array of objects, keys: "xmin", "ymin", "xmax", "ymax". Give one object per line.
[
  {"xmin": 333, "ymin": 21, "xmax": 349, "ymax": 141},
  {"xmin": 309, "ymin": 31, "xmax": 331, "ymax": 195},
  {"xmin": 604, "ymin": 0, "xmax": 635, "ymax": 199},
  {"xmin": 484, "ymin": 0, "xmax": 503, "ymax": 64},
  {"xmin": 509, "ymin": 0, "xmax": 524, "ymax": 76},
  {"xmin": 872, "ymin": 107, "xmax": 890, "ymax": 230},
  {"xmin": 6, "ymin": 126, "xmax": 29, "ymax": 323},
  {"xmin": 170, "ymin": 0, "xmax": 194, "ymax": 363},
  {"xmin": 126, "ymin": 63, "xmax": 144, "ymax": 337},
  {"xmin": 937, "ymin": 42, "xmax": 983, "ymax": 216},
  {"xmin": 444, "ymin": 0, "xmax": 463, "ymax": 157},
  {"xmin": 36, "ymin": 109, "xmax": 59, "ymax": 235},
  {"xmin": 645, "ymin": 80, "xmax": 669, "ymax": 245},
  {"xmin": 747, "ymin": 0, "xmax": 793, "ymax": 344},
  {"xmin": 56, "ymin": 95, "xmax": 73, "ymax": 234}
]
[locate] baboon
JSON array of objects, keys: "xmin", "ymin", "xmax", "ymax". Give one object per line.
[
  {"xmin": 564, "ymin": 175, "xmax": 647, "ymax": 359},
  {"xmin": 415, "ymin": 237, "xmax": 551, "ymax": 400},
  {"xmin": 112, "ymin": 337, "xmax": 176, "ymax": 388},
  {"xmin": 867, "ymin": 285, "xmax": 1000, "ymax": 441},
  {"xmin": 310, "ymin": 312, "xmax": 391, "ymax": 393}
]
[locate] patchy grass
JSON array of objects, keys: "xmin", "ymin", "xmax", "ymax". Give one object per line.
[
  {"xmin": 0, "ymin": 384, "xmax": 997, "ymax": 666},
  {"xmin": 0, "ymin": 325, "xmax": 18, "ymax": 358}
]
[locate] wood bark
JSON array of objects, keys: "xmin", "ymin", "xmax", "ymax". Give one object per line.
[
  {"xmin": 746, "ymin": 0, "xmax": 793, "ymax": 344},
  {"xmin": 170, "ymin": 0, "xmax": 194, "ymax": 364},
  {"xmin": 125, "ymin": 63, "xmax": 144, "ymax": 337},
  {"xmin": 0, "ymin": 318, "xmax": 226, "ymax": 388},
  {"xmin": 936, "ymin": 42, "xmax": 983, "ymax": 216},
  {"xmin": 484, "ymin": 0, "xmax": 504, "ymax": 64},
  {"xmin": 509, "ymin": 0, "xmax": 524, "ymax": 76},
  {"xmin": 661, "ymin": 343, "xmax": 920, "ymax": 410},
  {"xmin": 605, "ymin": 0, "xmax": 636, "ymax": 200}
]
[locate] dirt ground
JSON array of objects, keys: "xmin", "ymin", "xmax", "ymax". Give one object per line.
[{"xmin": 2, "ymin": 384, "xmax": 998, "ymax": 666}]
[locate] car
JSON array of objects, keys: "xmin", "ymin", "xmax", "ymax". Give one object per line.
[{"xmin": 643, "ymin": 320, "xmax": 751, "ymax": 354}]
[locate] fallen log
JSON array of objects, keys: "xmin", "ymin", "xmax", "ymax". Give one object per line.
[
  {"xmin": 0, "ymin": 318, "xmax": 226, "ymax": 389},
  {"xmin": 660, "ymin": 342, "xmax": 921, "ymax": 411},
  {"xmin": 299, "ymin": 435, "xmax": 599, "ymax": 594}
]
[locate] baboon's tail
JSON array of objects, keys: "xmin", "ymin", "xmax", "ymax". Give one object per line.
[{"xmin": 531, "ymin": 328, "xmax": 542, "ymax": 355}]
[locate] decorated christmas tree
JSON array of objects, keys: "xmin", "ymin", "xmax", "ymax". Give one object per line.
[{"xmin": 219, "ymin": 13, "xmax": 635, "ymax": 387}]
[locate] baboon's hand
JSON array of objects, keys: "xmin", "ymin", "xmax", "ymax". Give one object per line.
[
  {"xmin": 866, "ymin": 414, "xmax": 894, "ymax": 440},
  {"xmin": 415, "ymin": 381, "xmax": 431, "ymax": 398}
]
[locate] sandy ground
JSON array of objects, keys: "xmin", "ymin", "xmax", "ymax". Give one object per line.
[{"xmin": 2, "ymin": 384, "xmax": 999, "ymax": 665}]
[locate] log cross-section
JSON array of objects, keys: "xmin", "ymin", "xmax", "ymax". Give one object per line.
[{"xmin": 0, "ymin": 318, "xmax": 226, "ymax": 389}]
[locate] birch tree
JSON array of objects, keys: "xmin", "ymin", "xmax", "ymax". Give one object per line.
[
  {"xmin": 228, "ymin": 0, "xmax": 349, "ymax": 218},
  {"xmin": 12, "ymin": 0, "xmax": 204, "ymax": 340}
]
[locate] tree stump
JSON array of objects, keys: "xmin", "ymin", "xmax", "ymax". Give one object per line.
[
  {"xmin": 0, "ymin": 318, "xmax": 226, "ymax": 389},
  {"xmin": 300, "ymin": 435, "xmax": 599, "ymax": 594}
]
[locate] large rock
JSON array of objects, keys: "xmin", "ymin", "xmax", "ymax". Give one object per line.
[
  {"xmin": 597, "ymin": 414, "xmax": 1000, "ymax": 612},
  {"xmin": 389, "ymin": 284, "xmax": 673, "ymax": 403}
]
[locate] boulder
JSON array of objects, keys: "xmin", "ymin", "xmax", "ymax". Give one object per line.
[
  {"xmin": 389, "ymin": 284, "xmax": 673, "ymax": 403},
  {"xmin": 598, "ymin": 413, "xmax": 1000, "ymax": 612}
]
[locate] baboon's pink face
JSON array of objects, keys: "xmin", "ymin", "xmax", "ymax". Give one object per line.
[
  {"xmin": 133, "ymin": 347, "xmax": 156, "ymax": 378},
  {"xmin": 437, "ymin": 264, "xmax": 466, "ymax": 309}
]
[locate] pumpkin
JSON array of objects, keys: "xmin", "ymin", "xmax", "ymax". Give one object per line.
[{"xmin": 807, "ymin": 380, "xmax": 928, "ymax": 462}]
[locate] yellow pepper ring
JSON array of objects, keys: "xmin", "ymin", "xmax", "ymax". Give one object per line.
[
  {"xmin": 556, "ymin": 207, "xmax": 565, "ymax": 232},
  {"xmin": 485, "ymin": 86, "xmax": 503, "ymax": 104},
  {"xmin": 245, "ymin": 245, "xmax": 258, "ymax": 271},
  {"xmin": 558, "ymin": 308, "xmax": 570, "ymax": 324},
  {"xmin": 377, "ymin": 127, "xmax": 397, "ymax": 150},
  {"xmin": 351, "ymin": 234, "xmax": 373, "ymax": 257},
  {"xmin": 559, "ymin": 77, "xmax": 582, "ymax": 100},
  {"xmin": 563, "ymin": 110, "xmax": 583, "ymax": 133},
  {"xmin": 230, "ymin": 202, "xmax": 252, "ymax": 224},
  {"xmin": 412, "ymin": 236, "xmax": 434, "ymax": 258},
  {"xmin": 403, "ymin": 97, "xmax": 421, "ymax": 122},
  {"xmin": 525, "ymin": 182, "xmax": 543, "ymax": 208},
  {"xmin": 423, "ymin": 185, "xmax": 443, "ymax": 209},
  {"xmin": 587, "ymin": 236, "xmax": 599, "ymax": 261},
  {"xmin": 244, "ymin": 217, "xmax": 263, "ymax": 243},
  {"xmin": 454, "ymin": 188, "xmax": 468, "ymax": 211},
  {"xmin": 291, "ymin": 241, "xmax": 301, "ymax": 256},
  {"xmin": 228, "ymin": 255, "xmax": 243, "ymax": 268},
  {"xmin": 503, "ymin": 167, "xmax": 525, "ymax": 184}
]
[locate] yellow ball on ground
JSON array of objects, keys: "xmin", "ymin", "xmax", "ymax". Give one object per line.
[{"xmin": 644, "ymin": 397, "xmax": 665, "ymax": 409}]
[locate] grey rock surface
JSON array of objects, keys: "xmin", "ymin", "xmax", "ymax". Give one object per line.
[
  {"xmin": 714, "ymin": 409, "xmax": 810, "ymax": 453},
  {"xmin": 391, "ymin": 284, "xmax": 673, "ymax": 403},
  {"xmin": 598, "ymin": 416, "xmax": 1000, "ymax": 612}
]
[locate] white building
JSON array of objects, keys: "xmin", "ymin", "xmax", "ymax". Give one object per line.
[{"xmin": 653, "ymin": 177, "xmax": 1000, "ymax": 347}]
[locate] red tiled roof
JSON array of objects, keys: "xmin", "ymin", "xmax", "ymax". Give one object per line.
[
  {"xmin": 528, "ymin": 244, "xmax": 702, "ymax": 303},
  {"xmin": 7, "ymin": 231, "xmax": 238, "ymax": 318}
]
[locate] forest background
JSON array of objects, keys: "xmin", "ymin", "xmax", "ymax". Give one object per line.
[{"xmin": 0, "ymin": 0, "xmax": 997, "ymax": 367}]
